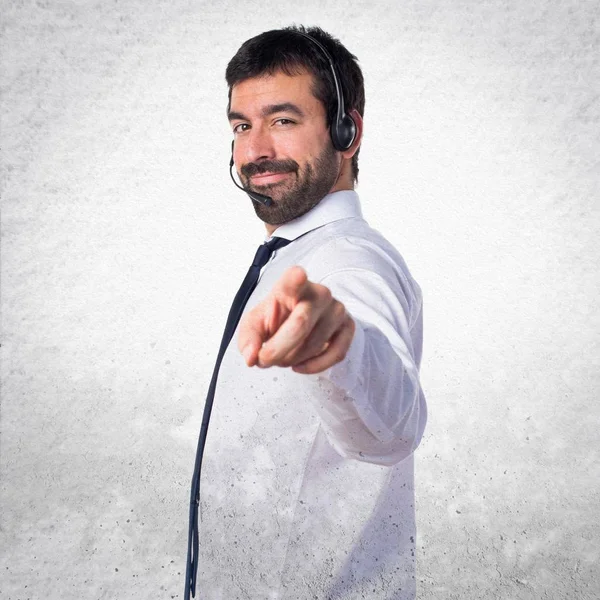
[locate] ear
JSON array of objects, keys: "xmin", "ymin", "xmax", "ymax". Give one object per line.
[{"xmin": 340, "ymin": 109, "xmax": 363, "ymax": 160}]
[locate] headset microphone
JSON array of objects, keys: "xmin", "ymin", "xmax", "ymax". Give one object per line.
[{"xmin": 229, "ymin": 145, "xmax": 273, "ymax": 207}]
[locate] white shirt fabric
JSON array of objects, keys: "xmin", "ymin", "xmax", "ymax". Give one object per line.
[{"xmin": 197, "ymin": 190, "xmax": 427, "ymax": 599}]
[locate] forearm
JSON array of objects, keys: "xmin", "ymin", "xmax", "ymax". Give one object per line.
[{"xmin": 310, "ymin": 315, "xmax": 425, "ymax": 466}]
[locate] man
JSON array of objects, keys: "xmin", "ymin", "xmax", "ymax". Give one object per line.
[{"xmin": 191, "ymin": 25, "xmax": 427, "ymax": 599}]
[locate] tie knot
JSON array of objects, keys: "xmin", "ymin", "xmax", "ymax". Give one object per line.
[
  {"xmin": 252, "ymin": 236, "xmax": 291, "ymax": 268},
  {"xmin": 267, "ymin": 236, "xmax": 291, "ymax": 252}
]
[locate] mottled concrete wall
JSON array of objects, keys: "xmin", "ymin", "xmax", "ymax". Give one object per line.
[{"xmin": 1, "ymin": 1, "xmax": 598, "ymax": 598}]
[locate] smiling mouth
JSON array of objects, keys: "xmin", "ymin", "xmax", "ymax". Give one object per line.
[{"xmin": 250, "ymin": 172, "xmax": 291, "ymax": 186}]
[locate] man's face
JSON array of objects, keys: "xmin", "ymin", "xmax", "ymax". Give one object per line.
[{"xmin": 228, "ymin": 70, "xmax": 341, "ymax": 228}]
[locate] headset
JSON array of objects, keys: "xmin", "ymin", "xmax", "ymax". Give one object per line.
[{"xmin": 230, "ymin": 30, "xmax": 357, "ymax": 206}]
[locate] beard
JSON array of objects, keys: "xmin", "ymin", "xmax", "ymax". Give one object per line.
[{"xmin": 240, "ymin": 141, "xmax": 340, "ymax": 226}]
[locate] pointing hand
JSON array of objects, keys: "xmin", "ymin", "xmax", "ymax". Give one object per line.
[{"xmin": 237, "ymin": 266, "xmax": 355, "ymax": 374}]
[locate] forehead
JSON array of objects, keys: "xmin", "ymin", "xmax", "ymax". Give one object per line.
[{"xmin": 229, "ymin": 70, "xmax": 323, "ymax": 117}]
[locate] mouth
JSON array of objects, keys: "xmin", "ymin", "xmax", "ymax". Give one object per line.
[{"xmin": 249, "ymin": 171, "xmax": 291, "ymax": 186}]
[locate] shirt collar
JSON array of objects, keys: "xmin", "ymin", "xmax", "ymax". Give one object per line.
[{"xmin": 264, "ymin": 190, "xmax": 363, "ymax": 243}]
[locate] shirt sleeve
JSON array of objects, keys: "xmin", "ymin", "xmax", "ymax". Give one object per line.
[{"xmin": 307, "ymin": 267, "xmax": 427, "ymax": 467}]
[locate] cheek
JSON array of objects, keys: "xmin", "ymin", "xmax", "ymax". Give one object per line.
[
  {"xmin": 281, "ymin": 135, "xmax": 329, "ymax": 166},
  {"xmin": 231, "ymin": 143, "xmax": 241, "ymax": 166},
  {"xmin": 233, "ymin": 136, "xmax": 251, "ymax": 158},
  {"xmin": 275, "ymin": 136, "xmax": 304, "ymax": 157}
]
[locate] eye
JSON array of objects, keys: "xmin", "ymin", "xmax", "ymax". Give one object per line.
[
  {"xmin": 275, "ymin": 118, "xmax": 295, "ymax": 126},
  {"xmin": 233, "ymin": 123, "xmax": 250, "ymax": 134}
]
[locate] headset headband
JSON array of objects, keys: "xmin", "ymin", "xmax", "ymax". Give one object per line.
[{"xmin": 293, "ymin": 30, "xmax": 357, "ymax": 151}]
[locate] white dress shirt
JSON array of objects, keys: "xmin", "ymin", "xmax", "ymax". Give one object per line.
[{"xmin": 197, "ymin": 190, "xmax": 427, "ymax": 599}]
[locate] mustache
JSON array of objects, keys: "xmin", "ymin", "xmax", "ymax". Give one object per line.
[{"xmin": 241, "ymin": 159, "xmax": 299, "ymax": 178}]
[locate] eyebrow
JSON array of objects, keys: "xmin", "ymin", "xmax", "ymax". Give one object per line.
[{"xmin": 227, "ymin": 102, "xmax": 305, "ymax": 122}]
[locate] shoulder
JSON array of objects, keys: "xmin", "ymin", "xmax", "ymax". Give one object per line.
[
  {"xmin": 300, "ymin": 222, "xmax": 423, "ymax": 325},
  {"xmin": 304, "ymin": 220, "xmax": 419, "ymax": 288}
]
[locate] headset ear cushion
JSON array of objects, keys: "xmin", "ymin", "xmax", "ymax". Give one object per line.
[{"xmin": 332, "ymin": 114, "xmax": 357, "ymax": 151}]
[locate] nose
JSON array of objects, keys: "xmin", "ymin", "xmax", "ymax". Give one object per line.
[{"xmin": 242, "ymin": 124, "xmax": 276, "ymax": 165}]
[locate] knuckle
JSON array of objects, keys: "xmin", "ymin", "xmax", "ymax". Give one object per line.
[
  {"xmin": 334, "ymin": 301, "xmax": 346, "ymax": 320},
  {"xmin": 334, "ymin": 347, "xmax": 347, "ymax": 363},
  {"xmin": 261, "ymin": 345, "xmax": 276, "ymax": 361},
  {"xmin": 320, "ymin": 285, "xmax": 333, "ymax": 303},
  {"xmin": 292, "ymin": 306, "xmax": 311, "ymax": 331}
]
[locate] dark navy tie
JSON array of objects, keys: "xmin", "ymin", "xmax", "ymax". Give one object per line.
[{"xmin": 184, "ymin": 236, "xmax": 292, "ymax": 599}]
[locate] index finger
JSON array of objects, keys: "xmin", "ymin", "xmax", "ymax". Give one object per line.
[
  {"xmin": 237, "ymin": 267, "xmax": 306, "ymax": 366},
  {"xmin": 272, "ymin": 266, "xmax": 310, "ymax": 307},
  {"xmin": 258, "ymin": 297, "xmax": 319, "ymax": 367}
]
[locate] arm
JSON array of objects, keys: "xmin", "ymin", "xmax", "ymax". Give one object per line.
[
  {"xmin": 309, "ymin": 268, "xmax": 427, "ymax": 466},
  {"xmin": 237, "ymin": 261, "xmax": 427, "ymax": 467}
]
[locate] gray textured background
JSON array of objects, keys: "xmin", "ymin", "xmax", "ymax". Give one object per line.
[{"xmin": 1, "ymin": 1, "xmax": 599, "ymax": 598}]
